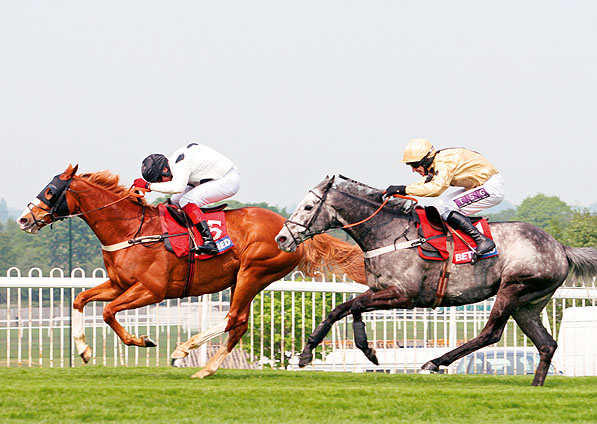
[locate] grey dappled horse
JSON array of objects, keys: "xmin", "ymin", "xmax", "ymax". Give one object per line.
[{"xmin": 275, "ymin": 176, "xmax": 597, "ymax": 386}]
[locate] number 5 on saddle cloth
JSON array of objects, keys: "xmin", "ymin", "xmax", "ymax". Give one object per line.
[{"xmin": 158, "ymin": 204, "xmax": 234, "ymax": 260}]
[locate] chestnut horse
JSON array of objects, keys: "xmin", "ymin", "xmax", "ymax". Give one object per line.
[{"xmin": 17, "ymin": 165, "xmax": 365, "ymax": 378}]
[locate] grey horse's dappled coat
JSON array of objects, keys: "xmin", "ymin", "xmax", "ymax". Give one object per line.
[{"xmin": 276, "ymin": 176, "xmax": 597, "ymax": 386}]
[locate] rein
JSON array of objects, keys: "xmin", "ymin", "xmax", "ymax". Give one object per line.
[
  {"xmin": 283, "ymin": 185, "xmax": 419, "ymax": 241},
  {"xmin": 341, "ymin": 193, "xmax": 418, "ymax": 229},
  {"xmin": 62, "ymin": 186, "xmax": 149, "ymax": 220}
]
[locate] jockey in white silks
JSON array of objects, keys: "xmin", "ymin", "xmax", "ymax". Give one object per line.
[
  {"xmin": 133, "ymin": 142, "xmax": 240, "ymax": 255},
  {"xmin": 385, "ymin": 138, "xmax": 505, "ymax": 256}
]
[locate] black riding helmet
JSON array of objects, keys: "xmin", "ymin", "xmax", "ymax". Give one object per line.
[{"xmin": 141, "ymin": 154, "xmax": 172, "ymax": 183}]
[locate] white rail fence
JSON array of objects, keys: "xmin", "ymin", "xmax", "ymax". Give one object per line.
[{"xmin": 1, "ymin": 267, "xmax": 596, "ymax": 376}]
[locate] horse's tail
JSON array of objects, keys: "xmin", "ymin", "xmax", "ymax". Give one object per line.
[
  {"xmin": 564, "ymin": 245, "xmax": 597, "ymax": 282},
  {"xmin": 298, "ymin": 234, "xmax": 366, "ymax": 284}
]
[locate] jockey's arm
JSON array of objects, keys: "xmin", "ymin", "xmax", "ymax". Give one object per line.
[
  {"xmin": 149, "ymin": 163, "xmax": 191, "ymax": 194},
  {"xmin": 405, "ymin": 163, "xmax": 454, "ymax": 197}
]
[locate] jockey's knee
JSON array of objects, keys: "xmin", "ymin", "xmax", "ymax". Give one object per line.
[{"xmin": 436, "ymin": 202, "xmax": 456, "ymax": 220}]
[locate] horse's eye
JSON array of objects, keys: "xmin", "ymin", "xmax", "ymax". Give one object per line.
[{"xmin": 304, "ymin": 205, "xmax": 313, "ymax": 211}]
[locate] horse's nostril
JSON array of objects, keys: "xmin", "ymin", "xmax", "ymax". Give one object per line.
[
  {"xmin": 19, "ymin": 217, "xmax": 29, "ymax": 225},
  {"xmin": 277, "ymin": 236, "xmax": 287, "ymax": 244}
]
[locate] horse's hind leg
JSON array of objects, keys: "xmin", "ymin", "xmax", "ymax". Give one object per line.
[
  {"xmin": 189, "ymin": 301, "xmax": 254, "ymax": 379},
  {"xmin": 188, "ymin": 264, "xmax": 292, "ymax": 379},
  {"xmin": 192, "ymin": 343, "xmax": 230, "ymax": 379},
  {"xmin": 170, "ymin": 318, "xmax": 230, "ymax": 366},
  {"xmin": 422, "ymin": 283, "xmax": 524, "ymax": 373},
  {"xmin": 511, "ymin": 301, "xmax": 557, "ymax": 386},
  {"xmin": 298, "ymin": 294, "xmax": 368, "ymax": 367},
  {"xmin": 72, "ymin": 279, "xmax": 125, "ymax": 363}
]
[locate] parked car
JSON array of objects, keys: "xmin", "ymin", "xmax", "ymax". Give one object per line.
[{"xmin": 455, "ymin": 348, "xmax": 559, "ymax": 375}]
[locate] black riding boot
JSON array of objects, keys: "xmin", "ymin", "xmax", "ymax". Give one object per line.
[
  {"xmin": 446, "ymin": 211, "xmax": 495, "ymax": 256},
  {"xmin": 195, "ymin": 221, "xmax": 219, "ymax": 255}
]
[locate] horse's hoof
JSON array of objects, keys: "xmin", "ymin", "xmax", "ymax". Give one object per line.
[
  {"xmin": 171, "ymin": 358, "xmax": 184, "ymax": 368},
  {"xmin": 141, "ymin": 336, "xmax": 157, "ymax": 347},
  {"xmin": 365, "ymin": 349, "xmax": 379, "ymax": 366},
  {"xmin": 191, "ymin": 369, "xmax": 211, "ymax": 379},
  {"xmin": 420, "ymin": 361, "xmax": 440, "ymax": 373},
  {"xmin": 298, "ymin": 351, "xmax": 313, "ymax": 367},
  {"xmin": 80, "ymin": 346, "xmax": 93, "ymax": 364},
  {"xmin": 170, "ymin": 345, "xmax": 189, "ymax": 360}
]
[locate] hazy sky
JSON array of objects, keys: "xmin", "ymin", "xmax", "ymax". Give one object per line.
[{"xmin": 1, "ymin": 1, "xmax": 596, "ymax": 212}]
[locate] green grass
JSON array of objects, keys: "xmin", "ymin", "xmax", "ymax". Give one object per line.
[
  {"xmin": 0, "ymin": 368, "xmax": 596, "ymax": 423},
  {"xmin": 0, "ymin": 326, "xmax": 203, "ymax": 367}
]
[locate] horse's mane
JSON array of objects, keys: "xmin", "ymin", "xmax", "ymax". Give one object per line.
[
  {"xmin": 334, "ymin": 176, "xmax": 409, "ymax": 209},
  {"xmin": 78, "ymin": 170, "xmax": 149, "ymax": 206},
  {"xmin": 335, "ymin": 176, "xmax": 382, "ymax": 201}
]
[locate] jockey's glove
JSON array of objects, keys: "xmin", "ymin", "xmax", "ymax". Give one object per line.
[
  {"xmin": 133, "ymin": 178, "xmax": 151, "ymax": 190},
  {"xmin": 385, "ymin": 185, "xmax": 406, "ymax": 197}
]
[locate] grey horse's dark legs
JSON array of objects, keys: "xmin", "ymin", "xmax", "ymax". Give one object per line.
[
  {"xmin": 298, "ymin": 295, "xmax": 364, "ymax": 367},
  {"xmin": 422, "ymin": 283, "xmax": 524, "ymax": 372},
  {"xmin": 511, "ymin": 307, "xmax": 557, "ymax": 386}
]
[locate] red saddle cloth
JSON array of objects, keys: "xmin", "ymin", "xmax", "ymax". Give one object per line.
[
  {"xmin": 158, "ymin": 204, "xmax": 234, "ymax": 260},
  {"xmin": 415, "ymin": 208, "xmax": 497, "ymax": 264}
]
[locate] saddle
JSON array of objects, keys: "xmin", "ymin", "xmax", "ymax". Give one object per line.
[
  {"xmin": 158, "ymin": 203, "xmax": 234, "ymax": 260},
  {"xmin": 414, "ymin": 206, "xmax": 498, "ymax": 264}
]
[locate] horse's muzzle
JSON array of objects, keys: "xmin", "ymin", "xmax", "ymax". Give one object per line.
[{"xmin": 275, "ymin": 231, "xmax": 297, "ymax": 253}]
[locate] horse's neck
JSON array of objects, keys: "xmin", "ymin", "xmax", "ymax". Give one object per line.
[
  {"xmin": 335, "ymin": 193, "xmax": 412, "ymax": 251},
  {"xmin": 72, "ymin": 179, "xmax": 158, "ymax": 246}
]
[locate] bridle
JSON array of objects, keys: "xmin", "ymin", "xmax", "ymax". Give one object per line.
[
  {"xmin": 281, "ymin": 177, "xmax": 418, "ymax": 245},
  {"xmin": 282, "ymin": 188, "xmax": 332, "ymax": 245},
  {"xmin": 26, "ymin": 173, "xmax": 148, "ymax": 232}
]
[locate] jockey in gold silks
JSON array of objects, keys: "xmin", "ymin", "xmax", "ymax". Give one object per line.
[{"xmin": 386, "ymin": 138, "xmax": 505, "ymax": 255}]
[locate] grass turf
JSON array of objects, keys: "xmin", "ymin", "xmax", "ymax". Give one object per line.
[{"xmin": 0, "ymin": 367, "xmax": 596, "ymax": 423}]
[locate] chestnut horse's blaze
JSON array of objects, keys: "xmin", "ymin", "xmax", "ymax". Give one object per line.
[{"xmin": 18, "ymin": 165, "xmax": 366, "ymax": 378}]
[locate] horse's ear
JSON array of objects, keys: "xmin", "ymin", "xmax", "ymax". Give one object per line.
[
  {"xmin": 61, "ymin": 164, "xmax": 79, "ymax": 180},
  {"xmin": 324, "ymin": 175, "xmax": 335, "ymax": 190}
]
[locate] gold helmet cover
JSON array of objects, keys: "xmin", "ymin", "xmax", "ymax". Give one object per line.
[{"xmin": 400, "ymin": 138, "xmax": 435, "ymax": 163}]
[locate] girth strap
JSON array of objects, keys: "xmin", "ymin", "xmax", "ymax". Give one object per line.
[
  {"xmin": 182, "ymin": 253, "xmax": 196, "ymax": 298},
  {"xmin": 431, "ymin": 230, "xmax": 454, "ymax": 308}
]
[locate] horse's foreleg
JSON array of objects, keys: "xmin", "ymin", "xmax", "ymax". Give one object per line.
[
  {"xmin": 350, "ymin": 287, "xmax": 416, "ymax": 366},
  {"xmin": 72, "ymin": 309, "xmax": 92, "ymax": 363},
  {"xmin": 102, "ymin": 282, "xmax": 162, "ymax": 347},
  {"xmin": 170, "ymin": 318, "xmax": 229, "ymax": 365},
  {"xmin": 298, "ymin": 295, "xmax": 364, "ymax": 367},
  {"xmin": 422, "ymin": 284, "xmax": 522, "ymax": 373},
  {"xmin": 72, "ymin": 279, "xmax": 125, "ymax": 363},
  {"xmin": 512, "ymin": 307, "xmax": 557, "ymax": 386}
]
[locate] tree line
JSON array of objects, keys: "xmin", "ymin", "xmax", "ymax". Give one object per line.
[{"xmin": 0, "ymin": 193, "xmax": 595, "ymax": 277}]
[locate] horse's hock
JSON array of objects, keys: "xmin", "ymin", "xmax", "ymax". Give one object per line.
[{"xmin": 176, "ymin": 344, "xmax": 258, "ymax": 369}]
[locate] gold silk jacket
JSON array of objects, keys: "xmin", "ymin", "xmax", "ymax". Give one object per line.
[{"xmin": 405, "ymin": 148, "xmax": 499, "ymax": 197}]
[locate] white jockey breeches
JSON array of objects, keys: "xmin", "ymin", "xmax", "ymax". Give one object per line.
[
  {"xmin": 435, "ymin": 173, "xmax": 505, "ymax": 219},
  {"xmin": 170, "ymin": 166, "xmax": 241, "ymax": 208}
]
